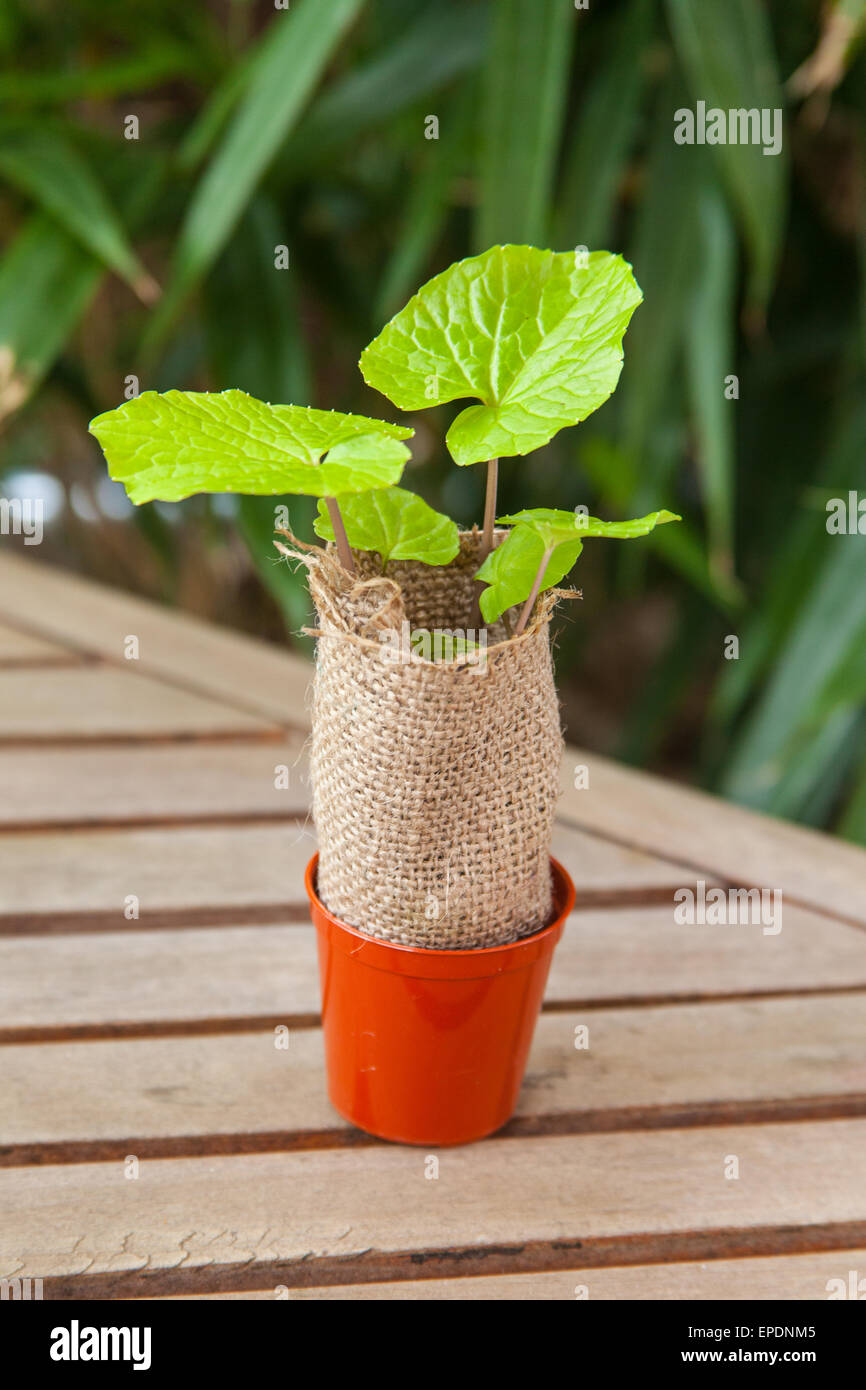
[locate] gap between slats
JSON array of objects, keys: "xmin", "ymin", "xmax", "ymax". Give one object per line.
[
  {"xmin": 3, "ymin": 1094, "xmax": 866, "ymax": 1169},
  {"xmin": 2, "ymin": 981, "xmax": 864, "ymax": 1045},
  {"xmin": 0, "ymin": 885, "xmax": 688, "ymax": 936},
  {"xmin": 33, "ymin": 1221, "xmax": 866, "ymax": 1301},
  {"xmin": 558, "ymin": 810, "xmax": 866, "ymax": 936},
  {"xmin": 0, "ymin": 729, "xmax": 295, "ymax": 750}
]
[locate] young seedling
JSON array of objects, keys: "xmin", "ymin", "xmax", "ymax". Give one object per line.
[
  {"xmin": 89, "ymin": 389, "xmax": 414, "ymax": 576},
  {"xmin": 479, "ymin": 508, "xmax": 682, "ymax": 635},
  {"xmin": 360, "ymin": 244, "xmax": 643, "ymax": 559},
  {"xmin": 88, "ymin": 247, "xmax": 679, "ymax": 655}
]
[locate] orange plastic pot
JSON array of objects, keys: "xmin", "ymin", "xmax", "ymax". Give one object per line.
[{"xmin": 305, "ymin": 854, "xmax": 575, "ymax": 1146}]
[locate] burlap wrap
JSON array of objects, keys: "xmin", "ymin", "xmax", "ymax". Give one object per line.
[{"xmin": 301, "ymin": 531, "xmax": 564, "ymax": 949}]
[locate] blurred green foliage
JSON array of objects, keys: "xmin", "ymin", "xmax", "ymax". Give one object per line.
[{"xmin": 1, "ymin": 0, "xmax": 866, "ymax": 843}]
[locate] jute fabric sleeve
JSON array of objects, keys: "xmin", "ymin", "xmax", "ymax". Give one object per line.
[{"xmin": 297, "ymin": 530, "xmax": 564, "ymax": 949}]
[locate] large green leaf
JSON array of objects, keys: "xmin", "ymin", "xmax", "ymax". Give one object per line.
[
  {"xmin": 0, "ymin": 129, "xmax": 156, "ymax": 301},
  {"xmin": 476, "ymin": 0, "xmax": 575, "ymax": 249},
  {"xmin": 314, "ymin": 487, "xmax": 459, "ymax": 567},
  {"xmin": 665, "ymin": 0, "xmax": 787, "ymax": 309},
  {"xmin": 89, "ymin": 392, "xmax": 413, "ymax": 504},
  {"xmin": 147, "ymin": 0, "xmax": 363, "ymax": 341},
  {"xmin": 360, "ymin": 244, "xmax": 642, "ymax": 465}
]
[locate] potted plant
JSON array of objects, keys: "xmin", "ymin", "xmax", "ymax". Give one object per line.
[{"xmin": 90, "ymin": 244, "xmax": 678, "ymax": 1147}]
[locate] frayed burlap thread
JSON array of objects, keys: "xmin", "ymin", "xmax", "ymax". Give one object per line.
[{"xmin": 298, "ymin": 531, "xmax": 565, "ymax": 949}]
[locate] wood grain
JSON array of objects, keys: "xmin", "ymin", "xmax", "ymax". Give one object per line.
[
  {"xmin": 0, "ymin": 552, "xmax": 311, "ymax": 726},
  {"xmin": 0, "ymin": 622, "xmax": 80, "ymax": 667},
  {"xmin": 2, "ymin": 1120, "xmax": 865, "ymax": 1283},
  {"xmin": 160, "ymin": 1248, "xmax": 866, "ymax": 1299},
  {"xmin": 0, "ymin": 823, "xmax": 317, "ymax": 922},
  {"xmin": 0, "ymin": 739, "xmax": 310, "ymax": 827},
  {"xmin": 0, "ymin": 667, "xmax": 277, "ymax": 742},
  {"xmin": 560, "ymin": 751, "xmax": 866, "ymax": 929},
  {"xmin": 2, "ymin": 995, "xmax": 865, "ymax": 1154},
  {"xmin": 0, "ymin": 820, "xmax": 709, "ymax": 930},
  {"xmin": 2, "ymin": 904, "xmax": 865, "ymax": 1037}
]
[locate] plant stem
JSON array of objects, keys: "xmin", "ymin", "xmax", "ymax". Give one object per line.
[
  {"xmin": 325, "ymin": 496, "xmax": 355, "ymax": 575},
  {"xmin": 513, "ymin": 545, "xmax": 553, "ymax": 637},
  {"xmin": 481, "ymin": 457, "xmax": 498, "ymax": 556}
]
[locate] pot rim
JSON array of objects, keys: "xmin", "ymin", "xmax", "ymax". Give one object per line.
[{"xmin": 305, "ymin": 853, "xmax": 575, "ymax": 980}]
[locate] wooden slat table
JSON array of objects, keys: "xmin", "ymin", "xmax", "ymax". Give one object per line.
[{"xmin": 1, "ymin": 551, "xmax": 865, "ymax": 1302}]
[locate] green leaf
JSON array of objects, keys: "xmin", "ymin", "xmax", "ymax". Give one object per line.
[
  {"xmin": 203, "ymin": 194, "xmax": 315, "ymax": 651},
  {"xmin": 578, "ymin": 436, "xmax": 741, "ymax": 611},
  {"xmin": 204, "ymin": 196, "xmax": 310, "ymax": 405},
  {"xmin": 685, "ymin": 180, "xmax": 737, "ymax": 580},
  {"xmin": 721, "ymin": 532, "xmax": 866, "ymax": 812},
  {"xmin": 712, "ymin": 397, "xmax": 866, "ymax": 725},
  {"xmin": 497, "ymin": 507, "xmax": 681, "ymax": 543},
  {"xmin": 89, "ymin": 391, "xmax": 413, "ymax": 505},
  {"xmin": 476, "ymin": 506, "xmax": 681, "ymax": 622},
  {"xmin": 314, "ymin": 487, "xmax": 459, "ymax": 568},
  {"xmin": 555, "ymin": 0, "xmax": 652, "ymax": 250},
  {"xmin": 0, "ymin": 129, "xmax": 157, "ymax": 302},
  {"xmin": 236, "ymin": 495, "xmax": 315, "ymax": 657},
  {"xmin": 839, "ymin": 736, "xmax": 866, "ymax": 846},
  {"xmin": 411, "ymin": 630, "xmax": 481, "ymax": 661},
  {"xmin": 360, "ymin": 244, "xmax": 642, "ymax": 465},
  {"xmin": 375, "ymin": 85, "xmax": 475, "ymax": 321},
  {"xmin": 177, "ymin": 53, "xmax": 256, "ymax": 172},
  {"xmin": 0, "ymin": 214, "xmax": 101, "ymax": 418},
  {"xmin": 0, "ymin": 43, "xmax": 205, "ymax": 104},
  {"xmin": 147, "ymin": 0, "xmax": 363, "ymax": 343},
  {"xmin": 665, "ymin": 0, "xmax": 787, "ymax": 309},
  {"xmin": 475, "ymin": 523, "xmax": 582, "ymax": 624},
  {"xmin": 620, "ymin": 76, "xmax": 703, "ymax": 490},
  {"xmin": 284, "ymin": 1, "xmax": 489, "ymax": 177},
  {"xmin": 476, "ymin": 0, "xmax": 575, "ymax": 249}
]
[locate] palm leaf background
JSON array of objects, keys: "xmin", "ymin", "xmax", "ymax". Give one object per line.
[{"xmin": 1, "ymin": 0, "xmax": 865, "ymax": 842}]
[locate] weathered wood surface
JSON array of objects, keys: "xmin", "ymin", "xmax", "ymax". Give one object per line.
[
  {"xmin": 0, "ymin": 822, "xmax": 708, "ymax": 930},
  {"xmin": 559, "ymin": 753, "xmax": 866, "ymax": 929},
  {"xmin": 0, "ymin": 621, "xmax": 81, "ymax": 667},
  {"xmin": 3, "ymin": 901, "xmax": 866, "ymax": 1039},
  {"xmin": 3, "ymin": 994, "xmax": 865, "ymax": 1156},
  {"xmin": 2, "ymin": 1122, "xmax": 865, "ymax": 1291},
  {"xmin": 0, "ymin": 552, "xmax": 865, "ymax": 1301},
  {"xmin": 164, "ymin": 1249, "xmax": 866, "ymax": 1300},
  {"xmin": 0, "ymin": 666, "xmax": 275, "ymax": 742}
]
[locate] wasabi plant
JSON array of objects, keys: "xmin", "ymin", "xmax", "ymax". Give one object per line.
[{"xmin": 90, "ymin": 245, "xmax": 680, "ymax": 637}]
